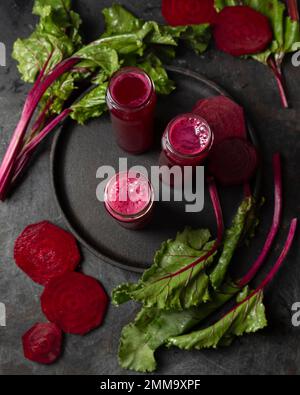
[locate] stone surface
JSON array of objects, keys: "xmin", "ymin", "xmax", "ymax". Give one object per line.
[{"xmin": 0, "ymin": 0, "xmax": 300, "ymax": 375}]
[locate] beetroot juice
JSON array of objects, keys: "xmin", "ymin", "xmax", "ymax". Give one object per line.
[
  {"xmin": 160, "ymin": 113, "xmax": 213, "ymax": 167},
  {"xmin": 106, "ymin": 67, "xmax": 157, "ymax": 154},
  {"xmin": 104, "ymin": 172, "xmax": 155, "ymax": 230}
]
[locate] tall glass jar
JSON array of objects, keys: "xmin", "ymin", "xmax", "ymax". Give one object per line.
[{"xmin": 106, "ymin": 67, "xmax": 157, "ymax": 154}]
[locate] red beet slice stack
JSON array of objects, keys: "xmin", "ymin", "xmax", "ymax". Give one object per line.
[
  {"xmin": 22, "ymin": 323, "xmax": 62, "ymax": 365},
  {"xmin": 214, "ymin": 6, "xmax": 273, "ymax": 56},
  {"xmin": 41, "ymin": 272, "xmax": 109, "ymax": 335},
  {"xmin": 14, "ymin": 221, "xmax": 80, "ymax": 286}
]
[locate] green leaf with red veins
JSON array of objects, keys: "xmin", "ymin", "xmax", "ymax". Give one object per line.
[
  {"xmin": 118, "ymin": 280, "xmax": 241, "ymax": 373},
  {"xmin": 70, "ymin": 83, "xmax": 108, "ymax": 125},
  {"xmin": 131, "ymin": 53, "xmax": 176, "ymax": 95},
  {"xmin": 167, "ymin": 288, "xmax": 267, "ymax": 350},
  {"xmin": 113, "ymin": 198, "xmax": 253, "ymax": 311},
  {"xmin": 210, "ymin": 197, "xmax": 253, "ymax": 290},
  {"xmin": 12, "ymin": 0, "xmax": 82, "ymax": 83},
  {"xmin": 112, "ymin": 228, "xmax": 216, "ymax": 311}
]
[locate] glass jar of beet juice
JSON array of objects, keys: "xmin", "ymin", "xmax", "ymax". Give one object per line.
[
  {"xmin": 160, "ymin": 113, "xmax": 213, "ymax": 168},
  {"xmin": 106, "ymin": 67, "xmax": 157, "ymax": 154},
  {"xmin": 104, "ymin": 172, "xmax": 155, "ymax": 230}
]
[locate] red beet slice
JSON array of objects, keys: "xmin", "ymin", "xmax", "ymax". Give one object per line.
[
  {"xmin": 208, "ymin": 137, "xmax": 259, "ymax": 186},
  {"xmin": 214, "ymin": 6, "xmax": 273, "ymax": 56},
  {"xmin": 14, "ymin": 221, "xmax": 80, "ymax": 286},
  {"xmin": 22, "ymin": 323, "xmax": 62, "ymax": 364},
  {"xmin": 193, "ymin": 95, "xmax": 247, "ymax": 145},
  {"xmin": 41, "ymin": 272, "xmax": 108, "ymax": 335},
  {"xmin": 162, "ymin": 0, "xmax": 217, "ymax": 26}
]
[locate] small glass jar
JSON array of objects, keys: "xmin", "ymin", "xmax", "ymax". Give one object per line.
[
  {"xmin": 106, "ymin": 67, "xmax": 157, "ymax": 154},
  {"xmin": 104, "ymin": 172, "xmax": 155, "ymax": 230},
  {"xmin": 160, "ymin": 113, "xmax": 214, "ymax": 168}
]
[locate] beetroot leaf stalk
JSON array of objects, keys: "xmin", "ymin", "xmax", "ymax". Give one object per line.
[
  {"xmin": 157, "ymin": 152, "xmax": 283, "ymax": 286},
  {"xmin": 0, "ymin": 57, "xmax": 80, "ymax": 200},
  {"xmin": 0, "ymin": 53, "xmax": 53, "ymax": 200},
  {"xmin": 158, "ymin": 177, "xmax": 224, "ymax": 281},
  {"xmin": 257, "ymin": 218, "xmax": 297, "ymax": 289},
  {"xmin": 24, "ymin": 99, "xmax": 54, "ymax": 146},
  {"xmin": 238, "ymin": 153, "xmax": 282, "ymax": 287},
  {"xmin": 287, "ymin": 0, "xmax": 299, "ymax": 21},
  {"xmin": 225, "ymin": 218, "xmax": 297, "ymax": 317},
  {"xmin": 267, "ymin": 56, "xmax": 289, "ymax": 109},
  {"xmin": 12, "ymin": 109, "xmax": 72, "ymax": 185},
  {"xmin": 267, "ymin": 0, "xmax": 299, "ymax": 108}
]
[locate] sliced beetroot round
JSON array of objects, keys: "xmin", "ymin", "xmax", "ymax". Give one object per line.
[
  {"xmin": 162, "ymin": 0, "xmax": 217, "ymax": 26},
  {"xmin": 214, "ymin": 6, "xmax": 273, "ymax": 56},
  {"xmin": 193, "ymin": 95, "xmax": 247, "ymax": 145},
  {"xmin": 41, "ymin": 272, "xmax": 108, "ymax": 335},
  {"xmin": 22, "ymin": 323, "xmax": 62, "ymax": 365},
  {"xmin": 208, "ymin": 137, "xmax": 259, "ymax": 186},
  {"xmin": 193, "ymin": 98, "xmax": 209, "ymax": 109},
  {"xmin": 14, "ymin": 221, "xmax": 80, "ymax": 286}
]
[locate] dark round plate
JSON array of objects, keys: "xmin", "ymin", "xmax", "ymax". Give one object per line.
[{"xmin": 51, "ymin": 66, "xmax": 260, "ymax": 273}]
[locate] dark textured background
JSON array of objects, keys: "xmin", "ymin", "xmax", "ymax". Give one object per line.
[{"xmin": 0, "ymin": 0, "xmax": 300, "ymax": 375}]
